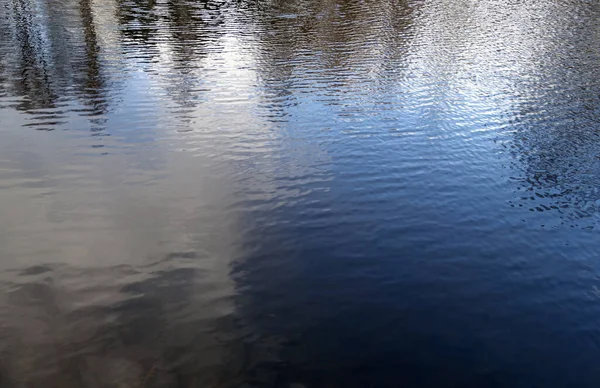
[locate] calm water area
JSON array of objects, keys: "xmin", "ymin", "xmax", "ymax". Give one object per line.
[{"xmin": 1, "ymin": 0, "xmax": 600, "ymax": 386}]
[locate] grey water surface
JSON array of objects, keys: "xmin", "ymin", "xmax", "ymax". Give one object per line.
[{"xmin": 2, "ymin": 0, "xmax": 600, "ymax": 386}]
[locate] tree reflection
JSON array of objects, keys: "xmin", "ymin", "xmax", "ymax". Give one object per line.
[
  {"xmin": 161, "ymin": 0, "xmax": 226, "ymax": 112},
  {"xmin": 0, "ymin": 0, "xmax": 109, "ymax": 134},
  {"xmin": 116, "ymin": 0, "xmax": 159, "ymax": 44},
  {"xmin": 256, "ymin": 0, "xmax": 415, "ymax": 87},
  {"xmin": 505, "ymin": 1, "xmax": 600, "ymax": 227},
  {"xmin": 76, "ymin": 0, "xmax": 109, "ymax": 134},
  {"xmin": 3, "ymin": 0, "xmax": 57, "ymax": 113}
]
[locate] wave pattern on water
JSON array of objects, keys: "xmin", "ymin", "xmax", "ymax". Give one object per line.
[{"xmin": 2, "ymin": 0, "xmax": 600, "ymax": 387}]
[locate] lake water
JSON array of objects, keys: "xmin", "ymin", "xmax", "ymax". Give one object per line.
[{"xmin": 2, "ymin": 0, "xmax": 600, "ymax": 386}]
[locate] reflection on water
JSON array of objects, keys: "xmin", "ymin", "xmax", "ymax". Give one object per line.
[
  {"xmin": 0, "ymin": 261, "xmax": 242, "ymax": 387},
  {"xmin": 2, "ymin": 0, "xmax": 600, "ymax": 386}
]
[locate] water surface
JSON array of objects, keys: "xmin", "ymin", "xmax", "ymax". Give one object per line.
[{"xmin": 2, "ymin": 0, "xmax": 600, "ymax": 386}]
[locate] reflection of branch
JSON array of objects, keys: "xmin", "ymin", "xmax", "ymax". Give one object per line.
[{"xmin": 140, "ymin": 364, "xmax": 157, "ymax": 388}]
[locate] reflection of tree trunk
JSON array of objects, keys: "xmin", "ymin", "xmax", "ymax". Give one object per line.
[
  {"xmin": 78, "ymin": 0, "xmax": 108, "ymax": 132},
  {"xmin": 10, "ymin": 0, "xmax": 57, "ymax": 112},
  {"xmin": 116, "ymin": 0, "xmax": 159, "ymax": 43}
]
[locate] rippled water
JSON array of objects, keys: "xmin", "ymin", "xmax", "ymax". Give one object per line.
[{"xmin": 2, "ymin": 0, "xmax": 600, "ymax": 386}]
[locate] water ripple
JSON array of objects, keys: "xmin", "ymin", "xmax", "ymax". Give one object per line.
[{"xmin": 2, "ymin": 0, "xmax": 600, "ymax": 386}]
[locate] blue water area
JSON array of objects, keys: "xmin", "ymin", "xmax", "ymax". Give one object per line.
[{"xmin": 1, "ymin": 0, "xmax": 600, "ymax": 386}]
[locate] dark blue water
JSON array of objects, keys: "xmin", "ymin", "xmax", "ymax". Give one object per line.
[{"xmin": 1, "ymin": 0, "xmax": 600, "ymax": 386}]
